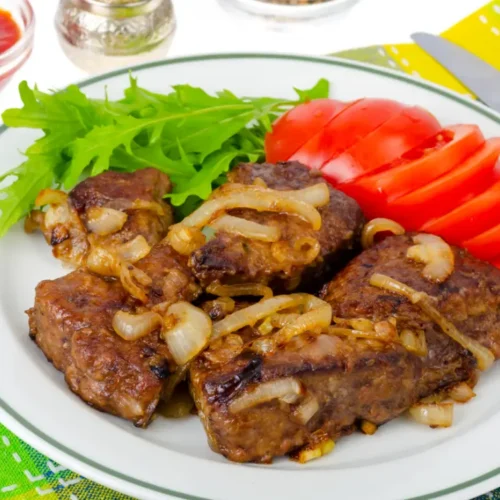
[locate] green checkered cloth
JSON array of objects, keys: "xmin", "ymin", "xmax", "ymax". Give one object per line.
[{"xmin": 0, "ymin": 420, "xmax": 498, "ymax": 499}]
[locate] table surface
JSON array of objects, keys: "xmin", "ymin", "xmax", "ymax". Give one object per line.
[{"xmin": 0, "ymin": 0, "xmax": 486, "ymax": 112}]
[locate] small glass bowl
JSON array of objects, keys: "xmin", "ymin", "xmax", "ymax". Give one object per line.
[
  {"xmin": 219, "ymin": 0, "xmax": 359, "ymax": 22},
  {"xmin": 0, "ymin": 0, "xmax": 35, "ymax": 91}
]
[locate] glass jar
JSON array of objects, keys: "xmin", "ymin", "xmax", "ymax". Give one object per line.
[{"xmin": 55, "ymin": 0, "xmax": 176, "ymax": 74}]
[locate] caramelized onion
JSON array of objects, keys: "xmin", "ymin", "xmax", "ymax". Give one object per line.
[
  {"xmin": 207, "ymin": 282, "xmax": 273, "ymax": 300},
  {"xmin": 86, "ymin": 247, "xmax": 119, "ymax": 276},
  {"xmin": 409, "ymin": 403, "xmax": 453, "ymax": 428},
  {"xmin": 267, "ymin": 303, "xmax": 332, "ymax": 350},
  {"xmin": 122, "ymin": 199, "xmax": 166, "ymax": 216},
  {"xmin": 448, "ymin": 382, "xmax": 476, "ymax": 403},
  {"xmin": 328, "ymin": 326, "xmax": 396, "ymax": 343},
  {"xmin": 224, "ymin": 182, "xmax": 330, "ymax": 208},
  {"xmin": 270, "ymin": 313, "xmax": 301, "ymax": 329},
  {"xmin": 291, "ymin": 437, "xmax": 335, "ymax": 464},
  {"xmin": 210, "ymin": 215, "xmax": 281, "ymax": 242},
  {"xmin": 120, "ymin": 263, "xmax": 151, "ymax": 303},
  {"xmin": 407, "ymin": 234, "xmax": 454, "ymax": 283},
  {"xmin": 361, "ymin": 218, "xmax": 405, "ymax": 249},
  {"xmin": 212, "ymin": 295, "xmax": 307, "ymax": 341},
  {"xmin": 112, "ymin": 310, "xmax": 162, "ymax": 341},
  {"xmin": 229, "ymin": 378, "xmax": 303, "ymax": 414},
  {"xmin": 360, "ymin": 420, "xmax": 378, "ymax": 435},
  {"xmin": 86, "ymin": 207, "xmax": 128, "ymax": 236},
  {"xmin": 167, "ymin": 225, "xmax": 206, "ymax": 256},
  {"xmin": 400, "ymin": 329, "xmax": 428, "ymax": 357},
  {"xmin": 292, "ymin": 394, "xmax": 320, "ymax": 425},
  {"xmin": 179, "ymin": 190, "xmax": 323, "ymax": 231},
  {"xmin": 116, "ymin": 235, "xmax": 151, "ymax": 263},
  {"xmin": 334, "ymin": 317, "xmax": 374, "ymax": 332},
  {"xmin": 162, "ymin": 302, "xmax": 212, "ymax": 365},
  {"xmin": 35, "ymin": 189, "xmax": 68, "ymax": 207},
  {"xmin": 370, "ymin": 273, "xmax": 494, "ymax": 370}
]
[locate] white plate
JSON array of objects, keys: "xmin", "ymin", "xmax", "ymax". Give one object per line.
[{"xmin": 1, "ymin": 54, "xmax": 500, "ymax": 500}]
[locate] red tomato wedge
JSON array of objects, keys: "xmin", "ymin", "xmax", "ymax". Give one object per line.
[
  {"xmin": 349, "ymin": 125, "xmax": 484, "ymax": 202},
  {"xmin": 388, "ymin": 138, "xmax": 500, "ymax": 229},
  {"xmin": 289, "ymin": 98, "xmax": 405, "ymax": 169},
  {"xmin": 463, "ymin": 224, "xmax": 500, "ymax": 262},
  {"xmin": 421, "ymin": 181, "xmax": 500, "ymax": 244},
  {"xmin": 265, "ymin": 99, "xmax": 347, "ymax": 163},
  {"xmin": 322, "ymin": 106, "xmax": 441, "ymax": 185},
  {"xmin": 493, "ymin": 260, "xmax": 500, "ymax": 269}
]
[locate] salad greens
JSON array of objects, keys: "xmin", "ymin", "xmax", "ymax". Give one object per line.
[{"xmin": 0, "ymin": 77, "xmax": 329, "ymax": 237}]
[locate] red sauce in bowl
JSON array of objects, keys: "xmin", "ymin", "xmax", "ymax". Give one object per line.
[{"xmin": 0, "ymin": 9, "xmax": 21, "ymax": 54}]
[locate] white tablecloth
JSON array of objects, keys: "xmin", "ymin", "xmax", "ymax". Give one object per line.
[{"xmin": 0, "ymin": 0, "xmax": 485, "ymax": 112}]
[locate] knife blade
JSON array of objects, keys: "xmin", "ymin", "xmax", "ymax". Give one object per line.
[{"xmin": 411, "ymin": 32, "xmax": 500, "ymax": 113}]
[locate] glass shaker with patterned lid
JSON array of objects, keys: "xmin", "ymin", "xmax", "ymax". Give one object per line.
[{"xmin": 55, "ymin": 0, "xmax": 176, "ymax": 73}]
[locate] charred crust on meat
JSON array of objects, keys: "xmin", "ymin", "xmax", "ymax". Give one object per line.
[
  {"xmin": 50, "ymin": 226, "xmax": 70, "ymax": 246},
  {"xmin": 150, "ymin": 362, "xmax": 170, "ymax": 379},
  {"xmin": 205, "ymin": 356, "xmax": 263, "ymax": 404}
]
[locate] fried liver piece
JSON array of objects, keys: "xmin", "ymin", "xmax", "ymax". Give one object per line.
[
  {"xmin": 190, "ymin": 235, "xmax": 500, "ymax": 463},
  {"xmin": 28, "ymin": 241, "xmax": 200, "ymax": 427},
  {"xmin": 35, "ymin": 168, "xmax": 173, "ymax": 266},
  {"xmin": 190, "ymin": 162, "xmax": 364, "ymax": 291}
]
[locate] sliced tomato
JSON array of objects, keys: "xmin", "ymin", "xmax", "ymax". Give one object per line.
[
  {"xmin": 421, "ymin": 181, "xmax": 500, "ymax": 244},
  {"xmin": 322, "ymin": 106, "xmax": 441, "ymax": 185},
  {"xmin": 289, "ymin": 98, "xmax": 405, "ymax": 170},
  {"xmin": 350, "ymin": 125, "xmax": 484, "ymax": 202},
  {"xmin": 265, "ymin": 99, "xmax": 347, "ymax": 163},
  {"xmin": 389, "ymin": 138, "xmax": 500, "ymax": 229},
  {"xmin": 463, "ymin": 224, "xmax": 500, "ymax": 262}
]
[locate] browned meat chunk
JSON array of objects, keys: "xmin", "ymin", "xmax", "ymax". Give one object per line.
[
  {"xmin": 190, "ymin": 235, "xmax": 500, "ymax": 463},
  {"xmin": 135, "ymin": 239, "xmax": 201, "ymax": 307},
  {"xmin": 28, "ymin": 242, "xmax": 200, "ymax": 426},
  {"xmin": 190, "ymin": 162, "xmax": 364, "ymax": 291},
  {"xmin": 32, "ymin": 168, "xmax": 173, "ymax": 266},
  {"xmin": 28, "ymin": 271, "xmax": 171, "ymax": 426}
]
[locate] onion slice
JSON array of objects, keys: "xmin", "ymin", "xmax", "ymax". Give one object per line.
[
  {"xmin": 35, "ymin": 189, "xmax": 68, "ymax": 207},
  {"xmin": 178, "ymin": 191, "xmax": 323, "ymax": 231},
  {"xmin": 209, "ymin": 215, "xmax": 281, "ymax": 242},
  {"xmin": 268, "ymin": 303, "xmax": 332, "ymax": 350},
  {"xmin": 409, "ymin": 402, "xmax": 453, "ymax": 428},
  {"xmin": 400, "ymin": 329, "xmax": 428, "ymax": 356},
  {"xmin": 207, "ymin": 282, "xmax": 273, "ymax": 300},
  {"xmin": 292, "ymin": 394, "xmax": 320, "ymax": 425},
  {"xmin": 448, "ymin": 382, "xmax": 476, "ymax": 403},
  {"xmin": 212, "ymin": 295, "xmax": 308, "ymax": 341},
  {"xmin": 112, "ymin": 310, "xmax": 162, "ymax": 341},
  {"xmin": 162, "ymin": 302, "xmax": 212, "ymax": 365},
  {"xmin": 407, "ymin": 234, "xmax": 454, "ymax": 283},
  {"xmin": 116, "ymin": 235, "xmax": 151, "ymax": 263},
  {"xmin": 369, "ymin": 273, "xmax": 495, "ymax": 371},
  {"xmin": 334, "ymin": 317, "xmax": 374, "ymax": 332},
  {"xmin": 229, "ymin": 378, "xmax": 303, "ymax": 414},
  {"xmin": 86, "ymin": 207, "xmax": 128, "ymax": 236},
  {"xmin": 167, "ymin": 225, "xmax": 206, "ymax": 256},
  {"xmin": 361, "ymin": 218, "xmax": 405, "ymax": 249},
  {"xmin": 223, "ymin": 182, "xmax": 330, "ymax": 208}
]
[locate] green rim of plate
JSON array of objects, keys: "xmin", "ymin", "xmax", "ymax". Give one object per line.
[{"xmin": 1, "ymin": 52, "xmax": 500, "ymax": 500}]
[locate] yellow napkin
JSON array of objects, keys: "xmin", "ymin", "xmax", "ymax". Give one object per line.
[{"xmin": 335, "ymin": 1, "xmax": 500, "ymax": 97}]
